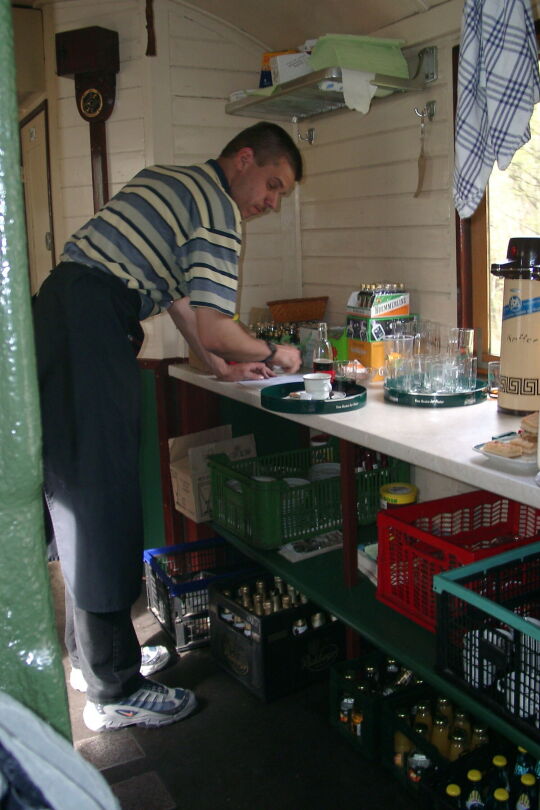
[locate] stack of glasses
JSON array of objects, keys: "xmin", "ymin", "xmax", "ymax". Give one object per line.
[{"xmin": 382, "ymin": 323, "xmax": 478, "ymax": 394}]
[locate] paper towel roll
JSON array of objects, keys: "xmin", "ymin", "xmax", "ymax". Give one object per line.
[{"xmin": 341, "ymin": 69, "xmax": 377, "ymax": 114}]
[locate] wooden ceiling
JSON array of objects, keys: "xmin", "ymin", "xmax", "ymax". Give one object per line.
[{"xmin": 182, "ymin": 0, "xmax": 452, "ymax": 49}]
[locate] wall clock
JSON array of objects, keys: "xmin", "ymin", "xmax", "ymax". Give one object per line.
[{"xmin": 55, "ymin": 27, "xmax": 120, "ymax": 213}]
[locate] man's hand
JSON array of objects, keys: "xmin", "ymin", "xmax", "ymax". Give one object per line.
[
  {"xmin": 217, "ymin": 362, "xmax": 276, "ymax": 382},
  {"xmin": 269, "ymin": 344, "xmax": 302, "ymax": 374}
]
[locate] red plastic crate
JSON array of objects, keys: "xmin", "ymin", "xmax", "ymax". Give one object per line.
[{"xmin": 376, "ymin": 491, "xmax": 540, "ymax": 632}]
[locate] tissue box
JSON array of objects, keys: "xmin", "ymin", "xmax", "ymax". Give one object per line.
[
  {"xmin": 309, "ymin": 34, "xmax": 408, "ymax": 77},
  {"xmin": 169, "ymin": 426, "xmax": 256, "ymax": 523},
  {"xmin": 270, "ymin": 52, "xmax": 312, "ymax": 85}
]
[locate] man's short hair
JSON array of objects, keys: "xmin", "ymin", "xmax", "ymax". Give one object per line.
[{"xmin": 220, "ymin": 122, "xmax": 303, "ymax": 182}]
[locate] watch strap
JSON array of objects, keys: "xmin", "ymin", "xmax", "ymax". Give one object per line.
[{"xmin": 263, "ymin": 341, "xmax": 278, "ymax": 366}]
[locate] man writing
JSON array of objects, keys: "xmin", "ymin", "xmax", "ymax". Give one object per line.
[{"xmin": 33, "ymin": 122, "xmax": 303, "ymax": 731}]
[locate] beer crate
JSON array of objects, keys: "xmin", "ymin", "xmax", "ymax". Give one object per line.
[
  {"xmin": 143, "ymin": 538, "xmax": 257, "ymax": 652},
  {"xmin": 377, "ymin": 491, "xmax": 540, "ymax": 632},
  {"xmin": 434, "ymin": 541, "xmax": 540, "ymax": 744},
  {"xmin": 329, "ymin": 649, "xmax": 386, "ymax": 760},
  {"xmin": 208, "ymin": 444, "xmax": 409, "ymax": 550},
  {"xmin": 208, "ymin": 574, "xmax": 346, "ymax": 701}
]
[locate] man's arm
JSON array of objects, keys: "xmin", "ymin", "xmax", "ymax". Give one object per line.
[
  {"xmin": 167, "ymin": 297, "xmax": 301, "ymax": 377},
  {"xmin": 194, "ymin": 305, "xmax": 301, "ymax": 372}
]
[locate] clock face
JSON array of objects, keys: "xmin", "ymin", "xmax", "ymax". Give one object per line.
[{"xmin": 80, "ymin": 88, "xmax": 104, "ymax": 119}]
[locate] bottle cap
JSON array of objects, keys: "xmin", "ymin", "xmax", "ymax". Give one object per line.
[
  {"xmin": 446, "ymin": 784, "xmax": 461, "ymax": 797},
  {"xmin": 493, "ymin": 788, "xmax": 509, "ymax": 801},
  {"xmin": 522, "ymin": 773, "xmax": 536, "ymax": 786},
  {"xmin": 379, "ymin": 482, "xmax": 418, "ymax": 505},
  {"xmin": 467, "ymin": 770, "xmax": 482, "ymax": 781},
  {"xmin": 493, "ymin": 755, "xmax": 507, "ymax": 767}
]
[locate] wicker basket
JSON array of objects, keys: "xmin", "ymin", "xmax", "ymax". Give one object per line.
[{"xmin": 266, "ymin": 296, "xmax": 328, "ymax": 323}]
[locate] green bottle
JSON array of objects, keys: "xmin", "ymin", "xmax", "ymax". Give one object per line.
[
  {"xmin": 491, "ymin": 788, "xmax": 509, "ymax": 809},
  {"xmin": 445, "ymin": 782, "xmax": 462, "ymax": 808},
  {"xmin": 514, "ymin": 773, "xmax": 537, "ymax": 810},
  {"xmin": 464, "ymin": 769, "xmax": 485, "ymax": 809}
]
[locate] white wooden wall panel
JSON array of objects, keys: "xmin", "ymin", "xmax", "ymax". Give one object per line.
[
  {"xmin": 167, "ymin": 1, "xmax": 300, "ymax": 320},
  {"xmin": 298, "ymin": 30, "xmax": 458, "ymax": 329}
]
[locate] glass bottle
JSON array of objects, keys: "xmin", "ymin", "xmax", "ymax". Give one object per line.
[
  {"xmin": 414, "ymin": 701, "xmax": 433, "ymax": 738},
  {"xmin": 463, "ymin": 769, "xmax": 485, "ymax": 809},
  {"xmin": 312, "ymin": 322, "xmax": 334, "ymax": 378},
  {"xmin": 453, "ymin": 710, "xmax": 472, "ymax": 745},
  {"xmin": 350, "ymin": 703, "xmax": 364, "ymax": 738},
  {"xmin": 430, "ymin": 714, "xmax": 450, "ymax": 759},
  {"xmin": 363, "ymin": 663, "xmax": 379, "ymax": 693},
  {"xmin": 445, "ymin": 783, "xmax": 462, "ymax": 808},
  {"xmin": 513, "ymin": 746, "xmax": 535, "ymax": 780},
  {"xmin": 485, "ymin": 756, "xmax": 511, "ymax": 809},
  {"xmin": 381, "ymin": 657, "xmax": 400, "ymax": 689},
  {"xmin": 435, "ymin": 696, "xmax": 454, "ymax": 727},
  {"xmin": 470, "ymin": 725, "xmax": 490, "ymax": 750},
  {"xmin": 407, "ymin": 749, "xmax": 431, "ymax": 784},
  {"xmin": 393, "ymin": 709, "xmax": 413, "ymax": 771},
  {"xmin": 448, "ymin": 727, "xmax": 468, "ymax": 761},
  {"xmin": 513, "ymin": 773, "xmax": 536, "ymax": 810},
  {"xmin": 339, "ymin": 692, "xmax": 354, "ymax": 726}
]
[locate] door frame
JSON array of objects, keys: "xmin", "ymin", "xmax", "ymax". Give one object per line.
[{"xmin": 19, "ymin": 99, "xmax": 56, "ymax": 276}]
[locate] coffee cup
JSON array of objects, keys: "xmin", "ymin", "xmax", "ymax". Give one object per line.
[{"xmin": 303, "ymin": 373, "xmax": 332, "ymax": 400}]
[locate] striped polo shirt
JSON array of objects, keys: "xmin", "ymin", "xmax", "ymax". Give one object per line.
[{"xmin": 60, "ymin": 160, "xmax": 242, "ymax": 319}]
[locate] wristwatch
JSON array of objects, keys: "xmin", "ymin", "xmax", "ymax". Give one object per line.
[{"xmin": 263, "ymin": 341, "xmax": 278, "ymax": 366}]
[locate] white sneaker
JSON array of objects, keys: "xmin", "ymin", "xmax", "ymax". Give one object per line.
[
  {"xmin": 69, "ymin": 645, "xmax": 172, "ymax": 693},
  {"xmin": 83, "ymin": 679, "xmax": 197, "ymax": 731}
]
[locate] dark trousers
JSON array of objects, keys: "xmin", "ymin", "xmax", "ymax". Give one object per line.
[
  {"xmin": 64, "ymin": 587, "xmax": 143, "ymax": 702},
  {"xmin": 33, "ymin": 263, "xmax": 147, "ymax": 703}
]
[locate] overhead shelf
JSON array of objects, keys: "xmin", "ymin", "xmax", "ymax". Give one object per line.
[{"xmin": 225, "ymin": 46, "xmax": 438, "ymax": 122}]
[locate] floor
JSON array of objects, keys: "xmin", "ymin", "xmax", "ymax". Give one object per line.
[{"xmin": 50, "ymin": 562, "xmax": 419, "ymax": 810}]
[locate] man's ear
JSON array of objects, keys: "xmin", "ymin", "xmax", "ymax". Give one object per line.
[{"xmin": 234, "ymin": 147, "xmax": 255, "ymax": 172}]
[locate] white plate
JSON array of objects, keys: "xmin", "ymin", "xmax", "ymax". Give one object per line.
[{"xmin": 473, "ymin": 435, "xmax": 538, "ymax": 475}]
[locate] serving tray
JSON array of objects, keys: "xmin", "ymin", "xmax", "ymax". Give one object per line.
[
  {"xmin": 384, "ymin": 379, "xmax": 487, "ymax": 408},
  {"xmin": 261, "ymin": 381, "xmax": 367, "ymax": 414}
]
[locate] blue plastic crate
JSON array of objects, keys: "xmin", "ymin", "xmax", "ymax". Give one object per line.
[{"xmin": 144, "ymin": 537, "xmax": 258, "ymax": 651}]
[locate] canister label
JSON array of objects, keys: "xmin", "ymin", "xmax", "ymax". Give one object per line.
[{"xmin": 499, "ymin": 280, "xmax": 540, "ymax": 413}]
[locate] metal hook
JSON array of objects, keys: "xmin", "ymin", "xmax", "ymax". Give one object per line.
[
  {"xmin": 298, "ymin": 127, "xmax": 316, "ymax": 145},
  {"xmin": 414, "ymin": 100, "xmax": 436, "ymax": 121}
]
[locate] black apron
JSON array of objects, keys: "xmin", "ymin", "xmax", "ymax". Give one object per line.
[{"xmin": 33, "ymin": 263, "xmax": 145, "ymax": 612}]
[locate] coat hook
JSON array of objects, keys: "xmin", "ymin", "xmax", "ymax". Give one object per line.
[
  {"xmin": 414, "ymin": 100, "xmax": 436, "ymax": 121},
  {"xmin": 298, "ymin": 127, "xmax": 316, "ymax": 145}
]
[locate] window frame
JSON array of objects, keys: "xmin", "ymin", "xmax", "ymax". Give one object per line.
[{"xmin": 454, "ymin": 25, "xmax": 540, "ymax": 364}]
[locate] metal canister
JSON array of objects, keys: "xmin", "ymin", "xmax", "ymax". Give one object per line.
[{"xmin": 491, "ymin": 237, "xmax": 540, "ymax": 414}]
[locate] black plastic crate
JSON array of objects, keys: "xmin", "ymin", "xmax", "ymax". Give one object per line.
[
  {"xmin": 434, "ymin": 542, "xmax": 540, "ymax": 743},
  {"xmin": 208, "ymin": 573, "xmax": 346, "ymax": 701},
  {"xmin": 329, "ymin": 649, "xmax": 386, "ymax": 761},
  {"xmin": 143, "ymin": 538, "xmax": 257, "ymax": 652}
]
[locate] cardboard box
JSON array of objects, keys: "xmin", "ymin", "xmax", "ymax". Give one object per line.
[
  {"xmin": 259, "ymin": 49, "xmax": 297, "ymax": 87},
  {"xmin": 169, "ymin": 426, "xmax": 256, "ymax": 523},
  {"xmin": 346, "ymin": 290, "xmax": 409, "ymax": 318},
  {"xmin": 346, "ymin": 314, "xmax": 416, "ymax": 343},
  {"xmin": 270, "ymin": 51, "xmax": 312, "ymax": 85},
  {"xmin": 347, "ymin": 339, "xmax": 385, "ymax": 381}
]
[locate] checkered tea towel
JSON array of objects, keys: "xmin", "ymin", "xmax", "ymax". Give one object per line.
[{"xmin": 453, "ymin": 0, "xmax": 540, "ymax": 219}]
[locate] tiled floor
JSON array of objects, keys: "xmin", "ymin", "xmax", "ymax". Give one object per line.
[{"xmin": 50, "ymin": 563, "xmax": 419, "ymax": 810}]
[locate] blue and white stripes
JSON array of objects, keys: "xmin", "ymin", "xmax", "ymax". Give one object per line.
[
  {"xmin": 61, "ymin": 160, "xmax": 242, "ymax": 319},
  {"xmin": 453, "ymin": 0, "xmax": 540, "ymax": 219}
]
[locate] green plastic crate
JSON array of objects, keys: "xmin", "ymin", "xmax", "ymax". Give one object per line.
[{"xmin": 208, "ymin": 444, "xmax": 409, "ymax": 550}]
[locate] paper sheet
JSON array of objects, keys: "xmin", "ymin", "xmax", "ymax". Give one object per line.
[
  {"xmin": 342, "ymin": 68, "xmax": 377, "ymax": 114},
  {"xmin": 237, "ymin": 374, "xmax": 304, "ymax": 388}
]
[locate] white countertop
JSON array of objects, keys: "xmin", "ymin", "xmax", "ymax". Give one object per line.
[{"xmin": 168, "ymin": 364, "xmax": 540, "ymax": 510}]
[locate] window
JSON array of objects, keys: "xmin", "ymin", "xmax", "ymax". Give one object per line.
[{"xmin": 455, "ymin": 34, "xmax": 540, "ymax": 364}]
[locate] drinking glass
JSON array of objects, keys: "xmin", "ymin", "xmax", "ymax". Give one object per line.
[
  {"xmin": 488, "ymin": 361, "xmax": 500, "ymax": 398},
  {"xmin": 447, "ymin": 327, "xmax": 475, "ymax": 357},
  {"xmin": 383, "ymin": 335, "xmax": 414, "ymax": 389}
]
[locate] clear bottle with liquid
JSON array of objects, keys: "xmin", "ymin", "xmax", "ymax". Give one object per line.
[{"xmin": 312, "ymin": 322, "xmax": 334, "ymax": 378}]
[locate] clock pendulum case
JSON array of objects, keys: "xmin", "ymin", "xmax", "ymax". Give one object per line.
[{"xmin": 55, "ymin": 27, "xmax": 120, "ymax": 212}]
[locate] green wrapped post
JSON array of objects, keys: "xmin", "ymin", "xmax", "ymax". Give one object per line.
[{"xmin": 0, "ymin": 0, "xmax": 70, "ymax": 739}]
